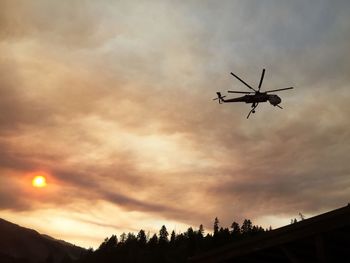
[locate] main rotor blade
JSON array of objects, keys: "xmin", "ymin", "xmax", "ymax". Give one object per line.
[
  {"xmin": 230, "ymin": 72, "xmax": 257, "ymax": 92},
  {"xmin": 227, "ymin": 90, "xmax": 253, "ymax": 94},
  {"xmin": 257, "ymin": 68, "xmax": 265, "ymax": 91},
  {"xmin": 265, "ymin": 87, "xmax": 294, "ymax": 93}
]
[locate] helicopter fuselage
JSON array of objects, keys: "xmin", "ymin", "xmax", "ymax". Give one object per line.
[{"xmin": 223, "ymin": 93, "xmax": 281, "ymax": 106}]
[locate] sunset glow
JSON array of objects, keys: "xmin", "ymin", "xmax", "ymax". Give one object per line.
[{"xmin": 32, "ymin": 175, "xmax": 47, "ymax": 188}]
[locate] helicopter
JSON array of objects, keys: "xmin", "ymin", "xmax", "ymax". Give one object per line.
[{"xmin": 213, "ymin": 69, "xmax": 294, "ymax": 118}]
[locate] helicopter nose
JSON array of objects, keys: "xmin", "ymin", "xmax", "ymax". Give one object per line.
[
  {"xmin": 276, "ymin": 96, "xmax": 281, "ymax": 104},
  {"xmin": 268, "ymin": 95, "xmax": 281, "ymax": 106}
]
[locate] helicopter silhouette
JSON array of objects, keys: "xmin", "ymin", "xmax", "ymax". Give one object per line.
[{"xmin": 213, "ymin": 69, "xmax": 294, "ymax": 118}]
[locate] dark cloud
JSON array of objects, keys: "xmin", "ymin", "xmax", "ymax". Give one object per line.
[{"xmin": 103, "ymin": 191, "xmax": 186, "ymax": 216}]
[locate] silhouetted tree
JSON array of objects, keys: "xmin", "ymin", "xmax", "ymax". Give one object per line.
[
  {"xmin": 213, "ymin": 217, "xmax": 220, "ymax": 236},
  {"xmin": 198, "ymin": 224, "xmax": 204, "ymax": 238},
  {"xmin": 148, "ymin": 233, "xmax": 158, "ymax": 248},
  {"xmin": 241, "ymin": 219, "xmax": 252, "ymax": 234},
  {"xmin": 170, "ymin": 230, "xmax": 176, "ymax": 244},
  {"xmin": 126, "ymin": 232, "xmax": 137, "ymax": 244},
  {"xmin": 231, "ymin": 221, "xmax": 241, "ymax": 237},
  {"xmin": 186, "ymin": 227, "xmax": 196, "ymax": 256},
  {"xmin": 97, "ymin": 234, "xmax": 117, "ymax": 258},
  {"xmin": 159, "ymin": 225, "xmax": 169, "ymax": 244},
  {"xmin": 220, "ymin": 227, "xmax": 231, "ymax": 241},
  {"xmin": 137, "ymin": 229, "xmax": 147, "ymax": 246},
  {"xmin": 186, "ymin": 227, "xmax": 194, "ymax": 239},
  {"xmin": 120, "ymin": 232, "xmax": 126, "ymax": 243},
  {"xmin": 252, "ymin": 225, "xmax": 264, "ymax": 234}
]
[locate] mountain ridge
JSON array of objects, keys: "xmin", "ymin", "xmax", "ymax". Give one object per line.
[{"xmin": 0, "ymin": 218, "xmax": 85, "ymax": 263}]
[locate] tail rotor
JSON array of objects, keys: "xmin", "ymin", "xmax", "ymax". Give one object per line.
[{"xmin": 213, "ymin": 92, "xmax": 226, "ymax": 104}]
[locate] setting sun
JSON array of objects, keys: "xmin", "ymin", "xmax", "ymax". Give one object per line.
[{"xmin": 32, "ymin": 175, "xmax": 47, "ymax": 188}]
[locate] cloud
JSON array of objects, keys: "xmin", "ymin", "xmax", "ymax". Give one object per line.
[{"xmin": 0, "ymin": 0, "xmax": 350, "ymax": 243}]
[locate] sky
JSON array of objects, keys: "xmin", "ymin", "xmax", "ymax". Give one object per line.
[{"xmin": 1, "ymin": 0, "xmax": 350, "ymax": 248}]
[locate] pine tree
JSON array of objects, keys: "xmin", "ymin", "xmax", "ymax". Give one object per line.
[
  {"xmin": 186, "ymin": 227, "xmax": 194, "ymax": 239},
  {"xmin": 231, "ymin": 221, "xmax": 240, "ymax": 237},
  {"xmin": 159, "ymin": 225, "xmax": 169, "ymax": 244},
  {"xmin": 241, "ymin": 219, "xmax": 252, "ymax": 234},
  {"xmin": 98, "ymin": 235, "xmax": 117, "ymax": 250},
  {"xmin": 126, "ymin": 232, "xmax": 137, "ymax": 244},
  {"xmin": 170, "ymin": 230, "xmax": 176, "ymax": 244},
  {"xmin": 198, "ymin": 224, "xmax": 204, "ymax": 238},
  {"xmin": 148, "ymin": 233, "xmax": 158, "ymax": 248},
  {"xmin": 213, "ymin": 217, "xmax": 220, "ymax": 236},
  {"xmin": 120, "ymin": 232, "xmax": 126, "ymax": 243},
  {"xmin": 137, "ymin": 229, "xmax": 147, "ymax": 245}
]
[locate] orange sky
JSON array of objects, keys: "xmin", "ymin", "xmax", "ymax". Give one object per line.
[{"xmin": 1, "ymin": 0, "xmax": 350, "ymax": 248}]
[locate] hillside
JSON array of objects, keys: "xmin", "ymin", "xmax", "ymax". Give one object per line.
[{"xmin": 0, "ymin": 218, "xmax": 85, "ymax": 263}]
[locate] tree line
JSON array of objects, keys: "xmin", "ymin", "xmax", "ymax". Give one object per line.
[{"xmin": 74, "ymin": 217, "xmax": 268, "ymax": 263}]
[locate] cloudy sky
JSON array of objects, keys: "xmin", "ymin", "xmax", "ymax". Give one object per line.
[{"xmin": 1, "ymin": 0, "xmax": 350, "ymax": 248}]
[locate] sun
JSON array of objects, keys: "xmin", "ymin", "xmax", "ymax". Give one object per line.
[{"xmin": 32, "ymin": 175, "xmax": 47, "ymax": 188}]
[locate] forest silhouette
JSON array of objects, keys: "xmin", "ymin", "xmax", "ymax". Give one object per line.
[
  {"xmin": 74, "ymin": 217, "xmax": 267, "ymax": 263},
  {"xmin": 2, "ymin": 217, "xmax": 268, "ymax": 263}
]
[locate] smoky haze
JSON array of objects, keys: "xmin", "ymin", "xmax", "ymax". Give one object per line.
[{"xmin": 0, "ymin": 0, "xmax": 350, "ymax": 247}]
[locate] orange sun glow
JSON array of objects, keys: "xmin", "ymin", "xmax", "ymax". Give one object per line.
[{"xmin": 32, "ymin": 175, "xmax": 47, "ymax": 188}]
